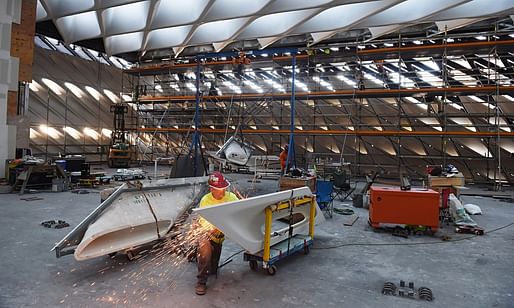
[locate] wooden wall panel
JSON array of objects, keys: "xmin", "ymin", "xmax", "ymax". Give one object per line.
[
  {"xmin": 10, "ymin": 0, "xmax": 36, "ymax": 82},
  {"xmin": 7, "ymin": 90, "xmax": 17, "ymax": 119}
]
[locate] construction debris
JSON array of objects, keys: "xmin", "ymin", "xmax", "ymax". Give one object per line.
[
  {"xmin": 382, "ymin": 281, "xmax": 433, "ymax": 301},
  {"xmin": 41, "ymin": 220, "xmax": 70, "ymax": 229}
]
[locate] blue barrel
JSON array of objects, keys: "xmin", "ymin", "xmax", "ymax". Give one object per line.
[{"xmin": 55, "ymin": 160, "xmax": 67, "ymax": 171}]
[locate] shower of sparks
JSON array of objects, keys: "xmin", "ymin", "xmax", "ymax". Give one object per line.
[{"xmin": 62, "ymin": 184, "xmax": 248, "ymax": 305}]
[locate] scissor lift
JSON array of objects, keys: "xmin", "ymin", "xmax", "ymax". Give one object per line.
[{"xmin": 243, "ymin": 195, "xmax": 316, "ymax": 275}]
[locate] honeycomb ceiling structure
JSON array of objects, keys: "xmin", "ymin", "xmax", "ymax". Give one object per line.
[{"xmin": 36, "ymin": 0, "xmax": 514, "ymax": 58}]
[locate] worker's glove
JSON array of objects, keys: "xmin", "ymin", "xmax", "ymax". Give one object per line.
[{"xmin": 209, "ymin": 228, "xmax": 224, "ymax": 239}]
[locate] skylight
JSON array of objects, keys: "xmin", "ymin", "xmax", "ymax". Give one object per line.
[
  {"xmin": 39, "ymin": 124, "xmax": 62, "ymax": 139},
  {"xmin": 418, "ymin": 118, "xmax": 442, "ymax": 131},
  {"xmin": 222, "ymin": 81, "xmax": 242, "ymax": 94},
  {"xmin": 41, "ymin": 78, "xmax": 64, "ymax": 95},
  {"xmin": 243, "ymin": 80, "xmax": 264, "ymax": 93},
  {"xmin": 85, "ymin": 86, "xmax": 102, "ymax": 101},
  {"xmin": 29, "ymin": 80, "xmax": 42, "ymax": 92},
  {"xmin": 413, "ymin": 58, "xmax": 440, "ymax": 71},
  {"xmin": 63, "ymin": 126, "xmax": 82, "ymax": 140},
  {"xmin": 487, "ymin": 118, "xmax": 511, "ymax": 132},
  {"xmin": 337, "ymin": 74, "xmax": 357, "ymax": 88},
  {"xmin": 101, "ymin": 128, "xmax": 112, "ymax": 137},
  {"xmin": 404, "ymin": 97, "xmax": 427, "ymax": 111},
  {"xmin": 312, "ymin": 76, "xmax": 334, "ymax": 91},
  {"xmin": 103, "ymin": 89, "xmax": 119, "ymax": 103},
  {"xmin": 289, "ymin": 78, "xmax": 309, "ymax": 92},
  {"xmin": 389, "ymin": 73, "xmax": 416, "ymax": 88},
  {"xmin": 264, "ymin": 79, "xmax": 286, "ymax": 93},
  {"xmin": 64, "ymin": 82, "xmax": 84, "ymax": 98},
  {"xmin": 450, "ymin": 118, "xmax": 476, "ymax": 132},
  {"xmin": 83, "ymin": 127, "xmax": 99, "ymax": 139}
]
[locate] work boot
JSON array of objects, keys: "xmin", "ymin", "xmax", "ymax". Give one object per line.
[{"xmin": 195, "ymin": 283, "xmax": 207, "ymax": 296}]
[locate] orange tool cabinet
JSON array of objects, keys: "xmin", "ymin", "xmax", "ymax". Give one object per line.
[{"xmin": 369, "ymin": 187, "xmax": 440, "ymax": 231}]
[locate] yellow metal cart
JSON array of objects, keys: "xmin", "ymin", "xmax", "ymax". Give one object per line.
[{"xmin": 243, "ymin": 195, "xmax": 316, "ymax": 275}]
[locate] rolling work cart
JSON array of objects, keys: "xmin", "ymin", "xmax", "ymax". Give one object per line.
[{"xmin": 243, "ymin": 195, "xmax": 316, "ymax": 275}]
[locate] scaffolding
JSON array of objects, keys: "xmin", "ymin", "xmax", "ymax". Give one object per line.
[{"xmin": 122, "ymin": 35, "xmax": 514, "ymax": 185}]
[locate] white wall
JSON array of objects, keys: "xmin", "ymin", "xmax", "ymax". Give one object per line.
[{"xmin": 0, "ymin": 0, "xmax": 21, "ymax": 178}]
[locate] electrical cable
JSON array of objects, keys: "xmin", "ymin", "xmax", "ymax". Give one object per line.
[
  {"xmin": 219, "ymin": 249, "xmax": 245, "ymax": 268},
  {"xmin": 312, "ymin": 222, "xmax": 514, "ymax": 250}
]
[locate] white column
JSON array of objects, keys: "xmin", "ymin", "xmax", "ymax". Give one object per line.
[{"xmin": 0, "ymin": 0, "xmax": 22, "ymax": 178}]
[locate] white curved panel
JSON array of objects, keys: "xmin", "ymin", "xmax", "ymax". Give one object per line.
[
  {"xmin": 262, "ymin": 0, "xmax": 333, "ymax": 14},
  {"xmin": 238, "ymin": 9, "xmax": 318, "ymax": 39},
  {"xmin": 36, "ymin": 0, "xmax": 47, "ymax": 21},
  {"xmin": 188, "ymin": 17, "xmax": 250, "ymax": 45},
  {"xmin": 368, "ymin": 24, "xmax": 401, "ymax": 39},
  {"xmin": 99, "ymin": 0, "xmax": 143, "ymax": 9},
  {"xmin": 194, "ymin": 187, "xmax": 324, "ymax": 254},
  {"xmin": 105, "ymin": 32, "xmax": 144, "ymax": 55},
  {"xmin": 101, "ymin": 1, "xmax": 150, "ymax": 36},
  {"xmin": 434, "ymin": 18, "xmax": 484, "ymax": 32},
  {"xmin": 431, "ymin": 0, "xmax": 514, "ymax": 20},
  {"xmin": 204, "ymin": 0, "xmax": 271, "ymax": 21},
  {"xmin": 42, "ymin": 0, "xmax": 95, "ymax": 18},
  {"xmin": 74, "ymin": 177, "xmax": 208, "ymax": 261},
  {"xmin": 357, "ymin": 0, "xmax": 470, "ymax": 27},
  {"xmin": 146, "ymin": 25, "xmax": 192, "ymax": 50},
  {"xmin": 151, "ymin": 0, "xmax": 209, "ymax": 28},
  {"xmin": 310, "ymin": 31, "xmax": 338, "ymax": 45},
  {"xmin": 55, "ymin": 11, "xmax": 101, "ymax": 43},
  {"xmin": 293, "ymin": 0, "xmax": 401, "ymax": 34},
  {"xmin": 257, "ymin": 36, "xmax": 280, "ymax": 49}
]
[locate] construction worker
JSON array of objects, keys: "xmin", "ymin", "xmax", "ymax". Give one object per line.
[
  {"xmin": 194, "ymin": 171, "xmax": 239, "ymax": 295},
  {"xmin": 279, "ymin": 144, "xmax": 289, "ymax": 173}
]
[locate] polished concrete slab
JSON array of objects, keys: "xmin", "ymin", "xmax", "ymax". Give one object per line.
[{"xmin": 0, "ymin": 172, "xmax": 513, "ymax": 307}]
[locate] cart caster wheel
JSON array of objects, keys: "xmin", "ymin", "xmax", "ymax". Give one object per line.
[
  {"xmin": 249, "ymin": 260, "xmax": 258, "ymax": 271},
  {"xmin": 304, "ymin": 245, "xmax": 310, "ymax": 255},
  {"xmin": 126, "ymin": 250, "xmax": 136, "ymax": 261},
  {"xmin": 266, "ymin": 265, "xmax": 277, "ymax": 276}
]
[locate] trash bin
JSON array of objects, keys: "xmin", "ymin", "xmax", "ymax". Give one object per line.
[{"xmin": 55, "ymin": 160, "xmax": 67, "ymax": 171}]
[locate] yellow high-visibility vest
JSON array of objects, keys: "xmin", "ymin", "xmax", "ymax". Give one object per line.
[{"xmin": 197, "ymin": 191, "xmax": 239, "ymax": 241}]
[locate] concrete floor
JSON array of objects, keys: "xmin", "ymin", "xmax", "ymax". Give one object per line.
[{"xmin": 1, "ymin": 171, "xmax": 514, "ymax": 307}]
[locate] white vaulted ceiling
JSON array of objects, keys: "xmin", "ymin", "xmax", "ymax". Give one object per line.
[{"xmin": 37, "ymin": 0, "xmax": 514, "ymax": 56}]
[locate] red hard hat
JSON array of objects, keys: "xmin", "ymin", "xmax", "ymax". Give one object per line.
[{"xmin": 208, "ymin": 171, "xmax": 229, "ymax": 189}]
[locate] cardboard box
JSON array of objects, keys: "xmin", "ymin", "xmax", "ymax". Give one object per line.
[
  {"xmin": 428, "ymin": 172, "xmax": 465, "ymax": 187},
  {"xmin": 279, "ymin": 176, "xmax": 316, "ymax": 193}
]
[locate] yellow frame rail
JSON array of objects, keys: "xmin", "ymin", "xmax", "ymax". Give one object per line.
[{"xmin": 262, "ymin": 195, "xmax": 316, "ymax": 264}]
